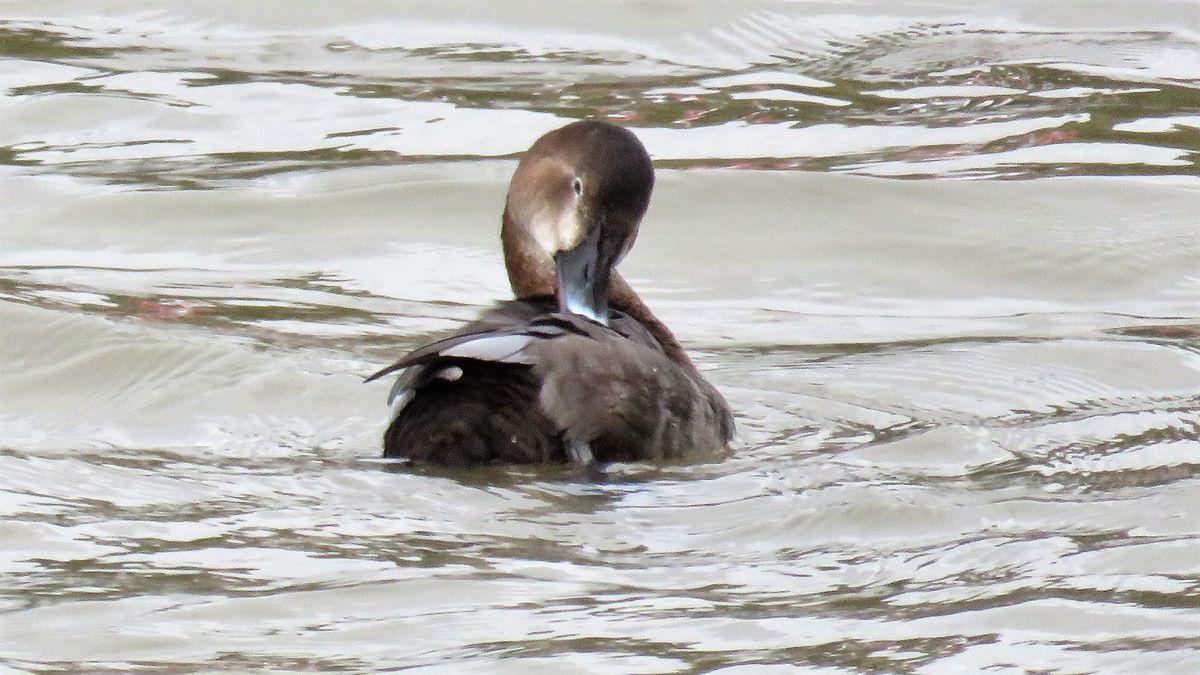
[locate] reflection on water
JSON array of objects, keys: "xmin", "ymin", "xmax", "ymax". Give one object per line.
[
  {"xmin": 2, "ymin": 8, "xmax": 1198, "ymax": 186},
  {"xmin": 2, "ymin": 1, "xmax": 1200, "ymax": 672}
]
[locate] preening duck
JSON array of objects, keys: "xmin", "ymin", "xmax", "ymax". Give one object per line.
[{"xmin": 367, "ymin": 120, "xmax": 733, "ymax": 465}]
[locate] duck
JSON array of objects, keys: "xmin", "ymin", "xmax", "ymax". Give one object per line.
[{"xmin": 366, "ymin": 119, "xmax": 733, "ymax": 466}]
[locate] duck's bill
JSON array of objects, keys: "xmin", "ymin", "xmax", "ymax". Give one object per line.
[{"xmin": 555, "ymin": 225, "xmax": 610, "ymax": 324}]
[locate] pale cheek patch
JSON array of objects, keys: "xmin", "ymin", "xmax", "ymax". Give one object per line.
[
  {"xmin": 529, "ymin": 209, "xmax": 560, "ymax": 256},
  {"xmin": 529, "ymin": 202, "xmax": 581, "ymax": 256},
  {"xmin": 511, "ymin": 160, "xmax": 582, "ymax": 256},
  {"xmin": 555, "ymin": 209, "xmax": 584, "ymax": 253}
]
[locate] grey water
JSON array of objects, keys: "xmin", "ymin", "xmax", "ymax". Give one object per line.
[{"xmin": 2, "ymin": 1, "xmax": 1199, "ymax": 672}]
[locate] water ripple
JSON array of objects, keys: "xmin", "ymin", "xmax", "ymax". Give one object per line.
[
  {"xmin": 2, "ymin": 3, "xmax": 1200, "ymax": 672},
  {"xmin": 2, "ymin": 16, "xmax": 1198, "ymax": 186}
]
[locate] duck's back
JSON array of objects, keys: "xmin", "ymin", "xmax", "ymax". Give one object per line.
[
  {"xmin": 374, "ymin": 299, "xmax": 731, "ymax": 465},
  {"xmin": 531, "ymin": 327, "xmax": 733, "ymax": 462}
]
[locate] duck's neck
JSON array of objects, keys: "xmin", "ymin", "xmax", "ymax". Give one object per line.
[
  {"xmin": 607, "ymin": 272, "xmax": 695, "ymax": 370},
  {"xmin": 502, "ymin": 212, "xmax": 696, "ymax": 371}
]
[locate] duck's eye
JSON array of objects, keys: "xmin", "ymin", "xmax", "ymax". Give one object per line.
[{"xmin": 572, "ymin": 178, "xmax": 583, "ymax": 196}]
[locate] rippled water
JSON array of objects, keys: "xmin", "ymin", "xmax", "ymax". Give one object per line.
[{"xmin": 3, "ymin": 1, "xmax": 1200, "ymax": 671}]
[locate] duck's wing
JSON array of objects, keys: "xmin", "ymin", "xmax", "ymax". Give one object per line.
[
  {"xmin": 363, "ymin": 329, "xmax": 534, "ymax": 385},
  {"xmin": 364, "ymin": 310, "xmax": 600, "ymax": 384},
  {"xmin": 372, "ymin": 310, "xmax": 625, "ymax": 464}
]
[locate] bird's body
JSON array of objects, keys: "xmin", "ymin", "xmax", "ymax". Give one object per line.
[{"xmin": 368, "ymin": 120, "xmax": 733, "ymax": 465}]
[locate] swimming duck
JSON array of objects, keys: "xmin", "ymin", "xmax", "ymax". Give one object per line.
[{"xmin": 367, "ymin": 120, "xmax": 733, "ymax": 465}]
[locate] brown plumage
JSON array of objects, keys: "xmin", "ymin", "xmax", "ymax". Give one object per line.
[{"xmin": 367, "ymin": 120, "xmax": 733, "ymax": 465}]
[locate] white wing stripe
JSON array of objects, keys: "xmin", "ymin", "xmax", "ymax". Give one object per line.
[{"xmin": 441, "ymin": 334, "xmax": 536, "ymax": 365}]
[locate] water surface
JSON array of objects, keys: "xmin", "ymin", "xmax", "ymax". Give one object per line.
[{"xmin": 2, "ymin": 1, "xmax": 1200, "ymax": 672}]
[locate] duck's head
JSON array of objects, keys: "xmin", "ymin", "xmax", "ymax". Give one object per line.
[{"xmin": 501, "ymin": 120, "xmax": 654, "ymax": 324}]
